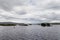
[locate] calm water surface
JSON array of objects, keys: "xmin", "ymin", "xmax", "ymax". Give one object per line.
[{"xmin": 0, "ymin": 25, "xmax": 60, "ymax": 40}]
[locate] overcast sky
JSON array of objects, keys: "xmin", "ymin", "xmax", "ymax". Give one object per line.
[{"xmin": 0, "ymin": 0, "xmax": 60, "ymax": 23}]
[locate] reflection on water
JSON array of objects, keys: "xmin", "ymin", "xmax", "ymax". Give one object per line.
[{"xmin": 0, "ymin": 25, "xmax": 60, "ymax": 40}]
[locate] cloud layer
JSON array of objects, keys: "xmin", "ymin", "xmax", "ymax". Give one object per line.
[{"xmin": 0, "ymin": 0, "xmax": 60, "ymax": 23}]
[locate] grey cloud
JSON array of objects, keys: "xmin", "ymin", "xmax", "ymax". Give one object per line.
[
  {"xmin": 16, "ymin": 11, "xmax": 27, "ymax": 15},
  {"xmin": 41, "ymin": 12, "xmax": 60, "ymax": 20},
  {"xmin": 45, "ymin": 2, "xmax": 60, "ymax": 10},
  {"xmin": 0, "ymin": 0, "xmax": 60, "ymax": 23},
  {"xmin": 0, "ymin": 14, "xmax": 19, "ymax": 20},
  {"xmin": 0, "ymin": 0, "xmax": 24, "ymax": 11}
]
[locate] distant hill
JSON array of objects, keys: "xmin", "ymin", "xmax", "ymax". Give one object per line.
[
  {"xmin": 0, "ymin": 22, "xmax": 28, "ymax": 26},
  {"xmin": 0, "ymin": 22, "xmax": 17, "ymax": 24}
]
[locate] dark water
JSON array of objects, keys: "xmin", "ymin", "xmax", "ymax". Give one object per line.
[{"xmin": 0, "ymin": 25, "xmax": 60, "ymax": 40}]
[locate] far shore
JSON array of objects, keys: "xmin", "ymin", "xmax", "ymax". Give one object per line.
[{"xmin": 0, "ymin": 22, "xmax": 60, "ymax": 26}]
